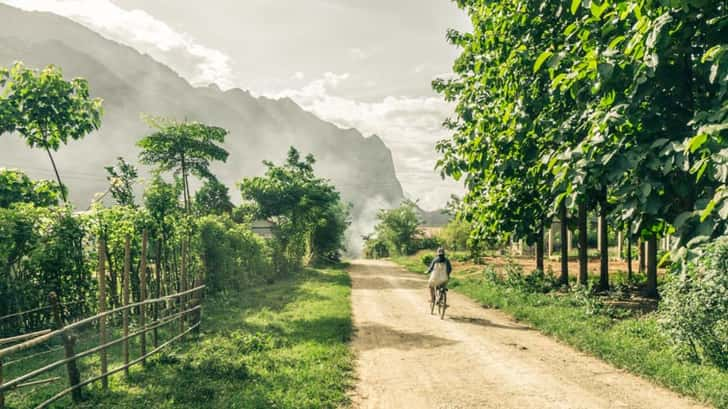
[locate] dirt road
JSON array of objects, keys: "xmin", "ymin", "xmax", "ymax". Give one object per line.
[{"xmin": 349, "ymin": 259, "xmax": 707, "ymax": 409}]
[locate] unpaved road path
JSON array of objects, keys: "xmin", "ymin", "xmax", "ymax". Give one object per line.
[{"xmin": 349, "ymin": 259, "xmax": 708, "ymax": 409}]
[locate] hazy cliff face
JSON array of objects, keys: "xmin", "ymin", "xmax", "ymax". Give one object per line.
[{"xmin": 0, "ymin": 4, "xmax": 405, "ymax": 226}]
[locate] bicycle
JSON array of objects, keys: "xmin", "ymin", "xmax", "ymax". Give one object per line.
[{"xmin": 430, "ymin": 285, "xmax": 448, "ymax": 319}]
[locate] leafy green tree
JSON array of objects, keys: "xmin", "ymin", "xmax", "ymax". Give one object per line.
[
  {"xmin": 440, "ymin": 218, "xmax": 471, "ymax": 252},
  {"xmin": 194, "ymin": 178, "xmax": 234, "ymax": 216},
  {"xmin": 434, "ymin": 0, "xmax": 572, "ymax": 274},
  {"xmin": 137, "ymin": 116, "xmax": 229, "ymax": 212},
  {"xmin": 104, "ymin": 157, "xmax": 138, "ymax": 207},
  {"xmin": 0, "ymin": 62, "xmax": 103, "ymax": 202},
  {"xmin": 544, "ymin": 0, "xmax": 727, "ymax": 295},
  {"xmin": 239, "ymin": 147, "xmax": 347, "ymax": 270},
  {"xmin": 0, "ymin": 168, "xmax": 62, "ymax": 208},
  {"xmin": 312, "ymin": 202, "xmax": 351, "ymax": 261},
  {"xmin": 373, "ymin": 200, "xmax": 422, "ymax": 256}
]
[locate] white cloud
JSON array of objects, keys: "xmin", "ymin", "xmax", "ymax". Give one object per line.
[
  {"xmin": 347, "ymin": 47, "xmax": 370, "ymax": 60},
  {"xmin": 2, "ymin": 0, "xmax": 235, "ymax": 88},
  {"xmin": 291, "ymin": 71, "xmax": 305, "ymax": 80},
  {"xmin": 271, "ymin": 72, "xmax": 464, "ymax": 210}
]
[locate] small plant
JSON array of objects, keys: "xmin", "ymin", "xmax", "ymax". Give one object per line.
[{"xmin": 482, "ymin": 265, "xmax": 501, "ymax": 284}]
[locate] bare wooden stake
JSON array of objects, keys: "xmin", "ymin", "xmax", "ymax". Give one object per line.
[
  {"xmin": 49, "ymin": 292, "xmax": 82, "ymax": 402},
  {"xmin": 98, "ymin": 240, "xmax": 108, "ymax": 389},
  {"xmin": 179, "ymin": 240, "xmax": 187, "ymax": 335},
  {"xmin": 1, "ymin": 357, "xmax": 4, "ymax": 409},
  {"xmin": 122, "ymin": 236, "xmax": 131, "ymax": 377},
  {"xmin": 192, "ymin": 277, "xmax": 202, "ymax": 336},
  {"xmin": 139, "ymin": 229, "xmax": 148, "ymax": 365},
  {"xmin": 153, "ymin": 240, "xmax": 162, "ymax": 348}
]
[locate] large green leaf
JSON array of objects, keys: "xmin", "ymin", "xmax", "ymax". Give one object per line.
[
  {"xmin": 533, "ymin": 50, "xmax": 553, "ymax": 72},
  {"xmin": 571, "ymin": 0, "xmax": 581, "ymax": 15}
]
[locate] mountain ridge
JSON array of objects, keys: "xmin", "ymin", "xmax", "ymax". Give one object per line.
[{"xmin": 0, "ymin": 4, "xmax": 406, "ymax": 219}]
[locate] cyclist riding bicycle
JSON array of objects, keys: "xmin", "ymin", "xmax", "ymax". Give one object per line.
[{"xmin": 427, "ymin": 247, "xmax": 452, "ymax": 304}]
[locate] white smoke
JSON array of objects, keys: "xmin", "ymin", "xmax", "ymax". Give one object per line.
[{"xmin": 345, "ymin": 195, "xmax": 392, "ymax": 258}]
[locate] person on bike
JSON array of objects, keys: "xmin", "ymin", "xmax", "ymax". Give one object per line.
[{"xmin": 427, "ymin": 247, "xmax": 452, "ymax": 304}]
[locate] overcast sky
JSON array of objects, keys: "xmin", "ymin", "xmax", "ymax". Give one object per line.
[{"xmin": 2, "ymin": 0, "xmax": 469, "ymax": 210}]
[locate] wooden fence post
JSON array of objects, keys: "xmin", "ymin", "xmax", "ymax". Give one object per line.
[
  {"xmin": 122, "ymin": 236, "xmax": 131, "ymax": 377},
  {"xmin": 153, "ymin": 241, "xmax": 162, "ymax": 348},
  {"xmin": 1, "ymin": 357, "xmax": 4, "ymax": 409},
  {"xmin": 49, "ymin": 292, "xmax": 82, "ymax": 402},
  {"xmin": 98, "ymin": 240, "xmax": 108, "ymax": 389},
  {"xmin": 139, "ymin": 229, "xmax": 148, "ymax": 365},
  {"xmin": 179, "ymin": 240, "xmax": 187, "ymax": 336},
  {"xmin": 192, "ymin": 278, "xmax": 202, "ymax": 336}
]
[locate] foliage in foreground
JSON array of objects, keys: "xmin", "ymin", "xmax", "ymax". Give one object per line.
[
  {"xmin": 18, "ymin": 267, "xmax": 353, "ymax": 409},
  {"xmin": 661, "ymin": 237, "xmax": 728, "ymax": 368}
]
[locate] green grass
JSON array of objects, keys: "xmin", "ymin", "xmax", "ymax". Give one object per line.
[
  {"xmin": 390, "ymin": 255, "xmax": 728, "ymax": 409},
  {"xmin": 3, "ymin": 267, "xmax": 354, "ymax": 409}
]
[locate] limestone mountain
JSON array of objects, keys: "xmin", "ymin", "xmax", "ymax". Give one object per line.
[{"xmin": 0, "ymin": 4, "xmax": 405, "ymax": 218}]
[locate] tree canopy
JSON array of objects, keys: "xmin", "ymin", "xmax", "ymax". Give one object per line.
[
  {"xmin": 437, "ymin": 0, "xmax": 727, "ymax": 295},
  {"xmin": 137, "ymin": 116, "xmax": 229, "ymax": 212},
  {"xmin": 104, "ymin": 157, "xmax": 138, "ymax": 207},
  {"xmin": 0, "ymin": 62, "xmax": 103, "ymax": 202},
  {"xmin": 0, "ymin": 168, "xmax": 63, "ymax": 208},
  {"xmin": 239, "ymin": 147, "xmax": 349, "ymax": 266}
]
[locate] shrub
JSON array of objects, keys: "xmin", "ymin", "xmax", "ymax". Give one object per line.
[
  {"xmin": 414, "ymin": 236, "xmax": 441, "ymax": 251},
  {"xmin": 421, "ymin": 254, "xmax": 434, "ymax": 267},
  {"xmin": 660, "ymin": 237, "xmax": 728, "ymax": 368},
  {"xmin": 198, "ymin": 215, "xmax": 273, "ymax": 292}
]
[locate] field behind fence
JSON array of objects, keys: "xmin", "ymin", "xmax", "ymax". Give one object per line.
[{"xmin": 0, "ymin": 233, "xmax": 205, "ymax": 409}]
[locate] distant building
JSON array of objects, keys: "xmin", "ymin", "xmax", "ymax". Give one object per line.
[{"xmin": 251, "ymin": 219, "xmax": 274, "ymax": 239}]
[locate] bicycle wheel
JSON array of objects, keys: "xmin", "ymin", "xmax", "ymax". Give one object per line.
[
  {"xmin": 439, "ymin": 290, "xmax": 447, "ymax": 320},
  {"xmin": 436, "ymin": 289, "xmax": 444, "ymax": 317},
  {"xmin": 430, "ymin": 290, "xmax": 436, "ymax": 315}
]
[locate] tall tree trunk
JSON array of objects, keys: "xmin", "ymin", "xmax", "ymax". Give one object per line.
[
  {"xmin": 45, "ymin": 147, "xmax": 67, "ymax": 203},
  {"xmin": 535, "ymin": 224, "xmax": 544, "ymax": 272},
  {"xmin": 617, "ymin": 231, "xmax": 623, "ymax": 261},
  {"xmin": 559, "ymin": 202, "xmax": 569, "ymax": 285},
  {"xmin": 626, "ymin": 232, "xmax": 633, "ymax": 281},
  {"xmin": 639, "ymin": 238, "xmax": 646, "ymax": 273},
  {"xmin": 597, "ymin": 215, "xmax": 602, "ymax": 255},
  {"xmin": 646, "ymin": 236, "xmax": 659, "ymax": 298},
  {"xmin": 567, "ymin": 229, "xmax": 573, "ymax": 252},
  {"xmin": 598, "ymin": 199, "xmax": 609, "ymax": 291},
  {"xmin": 578, "ymin": 201, "xmax": 588, "ymax": 285},
  {"xmin": 547, "ymin": 225, "xmax": 553, "ymax": 258}
]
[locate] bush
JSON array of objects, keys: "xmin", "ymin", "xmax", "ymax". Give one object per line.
[
  {"xmin": 0, "ymin": 204, "xmax": 94, "ymax": 336},
  {"xmin": 660, "ymin": 237, "xmax": 728, "ymax": 368},
  {"xmin": 414, "ymin": 236, "xmax": 441, "ymax": 251},
  {"xmin": 421, "ymin": 254, "xmax": 434, "ymax": 267},
  {"xmin": 198, "ymin": 215, "xmax": 273, "ymax": 292},
  {"xmin": 440, "ymin": 218, "xmax": 470, "ymax": 251}
]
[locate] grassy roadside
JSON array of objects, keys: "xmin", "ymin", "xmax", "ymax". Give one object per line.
[
  {"xmin": 4, "ymin": 267, "xmax": 354, "ymax": 409},
  {"xmin": 391, "ymin": 254, "xmax": 728, "ymax": 409}
]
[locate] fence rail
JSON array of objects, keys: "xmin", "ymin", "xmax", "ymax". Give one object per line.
[
  {"xmin": 0, "ymin": 300, "xmax": 89, "ymax": 324},
  {"xmin": 0, "ymin": 283, "xmax": 205, "ymax": 409}
]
